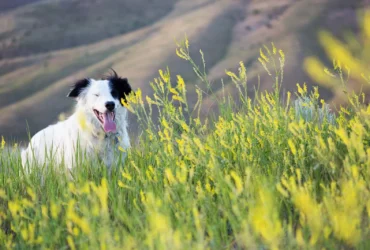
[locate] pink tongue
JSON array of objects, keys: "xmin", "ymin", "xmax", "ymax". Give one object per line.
[{"xmin": 103, "ymin": 112, "xmax": 116, "ymax": 133}]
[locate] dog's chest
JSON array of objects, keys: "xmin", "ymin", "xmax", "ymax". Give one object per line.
[{"xmin": 89, "ymin": 134, "xmax": 118, "ymax": 165}]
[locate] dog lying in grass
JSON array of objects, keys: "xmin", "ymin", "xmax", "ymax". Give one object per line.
[{"xmin": 21, "ymin": 71, "xmax": 132, "ymax": 171}]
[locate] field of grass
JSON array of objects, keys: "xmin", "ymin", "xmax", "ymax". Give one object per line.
[{"xmin": 1, "ymin": 41, "xmax": 370, "ymax": 249}]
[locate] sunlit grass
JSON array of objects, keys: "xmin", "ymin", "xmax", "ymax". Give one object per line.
[{"xmin": 1, "ymin": 39, "xmax": 370, "ymax": 249}]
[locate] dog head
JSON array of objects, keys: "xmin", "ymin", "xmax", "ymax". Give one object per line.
[{"xmin": 68, "ymin": 71, "xmax": 132, "ymax": 134}]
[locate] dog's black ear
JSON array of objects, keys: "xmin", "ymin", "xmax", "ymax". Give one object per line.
[
  {"xmin": 109, "ymin": 75, "xmax": 132, "ymax": 105},
  {"xmin": 67, "ymin": 78, "xmax": 90, "ymax": 98}
]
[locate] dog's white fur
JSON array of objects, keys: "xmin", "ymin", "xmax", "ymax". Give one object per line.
[{"xmin": 21, "ymin": 78, "xmax": 131, "ymax": 170}]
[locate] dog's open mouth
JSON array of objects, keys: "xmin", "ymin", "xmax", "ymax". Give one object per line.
[{"xmin": 93, "ymin": 109, "xmax": 116, "ymax": 133}]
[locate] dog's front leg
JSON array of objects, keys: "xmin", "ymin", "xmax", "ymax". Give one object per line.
[{"xmin": 109, "ymin": 138, "xmax": 129, "ymax": 175}]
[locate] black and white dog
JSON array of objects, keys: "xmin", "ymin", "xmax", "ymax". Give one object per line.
[{"xmin": 21, "ymin": 71, "xmax": 132, "ymax": 170}]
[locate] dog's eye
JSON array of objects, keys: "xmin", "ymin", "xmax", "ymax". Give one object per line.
[
  {"xmin": 111, "ymin": 90, "xmax": 118, "ymax": 98},
  {"xmin": 94, "ymin": 94, "xmax": 100, "ymax": 97}
]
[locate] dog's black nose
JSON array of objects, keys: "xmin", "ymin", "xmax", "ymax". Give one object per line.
[{"xmin": 105, "ymin": 102, "xmax": 115, "ymax": 111}]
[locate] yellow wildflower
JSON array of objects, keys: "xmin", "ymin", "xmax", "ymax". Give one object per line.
[
  {"xmin": 1, "ymin": 136, "xmax": 5, "ymax": 149},
  {"xmin": 250, "ymin": 189, "xmax": 282, "ymax": 250},
  {"xmin": 67, "ymin": 236, "xmax": 76, "ymax": 250}
]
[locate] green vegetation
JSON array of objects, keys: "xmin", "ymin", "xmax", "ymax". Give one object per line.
[{"xmin": 1, "ymin": 40, "xmax": 370, "ymax": 249}]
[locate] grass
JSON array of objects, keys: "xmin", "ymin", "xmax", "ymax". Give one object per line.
[{"xmin": 1, "ymin": 39, "xmax": 370, "ymax": 249}]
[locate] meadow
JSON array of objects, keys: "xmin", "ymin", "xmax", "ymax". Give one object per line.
[{"xmin": 1, "ymin": 40, "xmax": 370, "ymax": 249}]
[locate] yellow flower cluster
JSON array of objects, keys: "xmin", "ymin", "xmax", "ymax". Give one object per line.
[{"xmin": 304, "ymin": 9, "xmax": 370, "ymax": 105}]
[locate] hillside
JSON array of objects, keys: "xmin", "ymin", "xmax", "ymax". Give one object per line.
[
  {"xmin": 0, "ymin": 0, "xmax": 177, "ymax": 58},
  {"xmin": 0, "ymin": 0, "xmax": 365, "ymax": 140},
  {"xmin": 0, "ymin": 0, "xmax": 41, "ymax": 13}
]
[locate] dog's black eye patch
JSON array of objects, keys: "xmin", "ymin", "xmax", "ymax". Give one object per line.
[
  {"xmin": 111, "ymin": 89, "xmax": 119, "ymax": 99},
  {"xmin": 108, "ymin": 70, "xmax": 132, "ymax": 106},
  {"xmin": 68, "ymin": 78, "xmax": 90, "ymax": 98}
]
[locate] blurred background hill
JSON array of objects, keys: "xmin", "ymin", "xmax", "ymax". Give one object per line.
[{"xmin": 0, "ymin": 0, "xmax": 366, "ymax": 141}]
